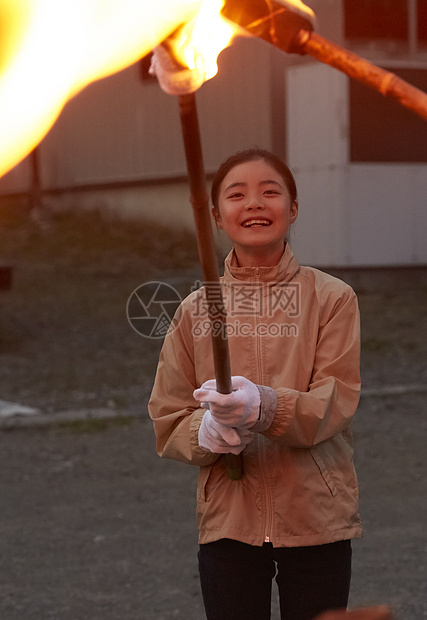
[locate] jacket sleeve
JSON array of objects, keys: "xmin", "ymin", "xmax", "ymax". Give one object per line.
[
  {"xmin": 148, "ymin": 305, "xmax": 220, "ymax": 467},
  {"xmin": 261, "ymin": 285, "xmax": 361, "ymax": 447}
]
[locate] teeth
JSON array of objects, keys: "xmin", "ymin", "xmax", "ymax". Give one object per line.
[{"xmin": 243, "ymin": 219, "xmax": 271, "ymax": 227}]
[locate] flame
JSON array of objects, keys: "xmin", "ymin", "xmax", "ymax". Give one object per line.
[
  {"xmin": 0, "ymin": 0, "xmax": 204, "ymax": 179},
  {"xmin": 173, "ymin": 0, "xmax": 237, "ymax": 82}
]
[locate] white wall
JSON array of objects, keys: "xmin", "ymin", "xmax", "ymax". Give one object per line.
[
  {"xmin": 287, "ymin": 63, "xmax": 350, "ymax": 265},
  {"xmin": 347, "ymin": 164, "xmax": 427, "ymax": 265}
]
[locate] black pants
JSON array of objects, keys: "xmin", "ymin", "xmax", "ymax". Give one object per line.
[{"xmin": 198, "ymin": 539, "xmax": 352, "ymax": 620}]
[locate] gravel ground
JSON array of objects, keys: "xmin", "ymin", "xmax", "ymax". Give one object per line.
[
  {"xmin": 0, "ymin": 205, "xmax": 426, "ymax": 619},
  {"xmin": 0, "ymin": 393, "xmax": 425, "ymax": 620}
]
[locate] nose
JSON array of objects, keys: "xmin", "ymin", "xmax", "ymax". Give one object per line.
[{"xmin": 245, "ymin": 195, "xmax": 264, "ymax": 210}]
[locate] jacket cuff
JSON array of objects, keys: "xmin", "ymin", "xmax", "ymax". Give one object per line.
[{"xmin": 250, "ymin": 385, "xmax": 278, "ymax": 433}]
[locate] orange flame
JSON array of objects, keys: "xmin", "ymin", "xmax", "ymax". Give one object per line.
[
  {"xmin": 171, "ymin": 0, "xmax": 237, "ymax": 81},
  {"xmin": 151, "ymin": 0, "xmax": 240, "ymax": 95},
  {"xmin": 0, "ymin": 0, "xmax": 218, "ymax": 179}
]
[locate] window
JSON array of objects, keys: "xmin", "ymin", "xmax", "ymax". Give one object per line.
[
  {"xmin": 418, "ymin": 0, "xmax": 427, "ymax": 46},
  {"xmin": 349, "ymin": 68, "xmax": 427, "ymax": 162},
  {"xmin": 344, "ymin": 0, "xmax": 408, "ymax": 42},
  {"xmin": 344, "ymin": 0, "xmax": 427, "ymax": 52}
]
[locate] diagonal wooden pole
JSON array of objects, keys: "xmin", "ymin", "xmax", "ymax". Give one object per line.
[
  {"xmin": 295, "ymin": 31, "xmax": 427, "ymax": 122},
  {"xmin": 178, "ymin": 92, "xmax": 243, "ymax": 481},
  {"xmin": 221, "ymin": 0, "xmax": 427, "ymax": 122}
]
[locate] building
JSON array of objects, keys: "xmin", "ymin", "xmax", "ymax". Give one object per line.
[{"xmin": 1, "ymin": 0, "xmax": 426, "ymax": 267}]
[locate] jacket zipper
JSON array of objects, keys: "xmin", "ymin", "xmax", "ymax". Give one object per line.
[
  {"xmin": 259, "ymin": 435, "xmax": 274, "ymax": 543},
  {"xmin": 255, "ymin": 268, "xmax": 273, "ymax": 544}
]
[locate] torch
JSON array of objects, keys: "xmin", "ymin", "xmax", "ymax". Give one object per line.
[
  {"xmin": 178, "ymin": 92, "xmax": 241, "ymax": 481},
  {"xmin": 150, "ymin": 0, "xmax": 427, "ymax": 482},
  {"xmin": 151, "ymin": 39, "xmax": 242, "ymax": 480}
]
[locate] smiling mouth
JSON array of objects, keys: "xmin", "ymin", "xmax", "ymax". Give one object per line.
[{"xmin": 242, "ymin": 219, "xmax": 272, "ymax": 228}]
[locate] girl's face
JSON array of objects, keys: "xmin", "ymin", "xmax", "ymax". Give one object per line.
[{"xmin": 214, "ymin": 159, "xmax": 298, "ymax": 267}]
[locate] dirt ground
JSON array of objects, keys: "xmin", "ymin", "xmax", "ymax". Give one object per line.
[{"xmin": 0, "ymin": 206, "xmax": 426, "ymax": 619}]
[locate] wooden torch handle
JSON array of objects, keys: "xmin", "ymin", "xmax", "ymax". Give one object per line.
[
  {"xmin": 178, "ymin": 92, "xmax": 243, "ymax": 481},
  {"xmin": 296, "ymin": 31, "xmax": 427, "ymax": 122}
]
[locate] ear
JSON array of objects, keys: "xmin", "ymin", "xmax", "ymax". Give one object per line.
[
  {"xmin": 290, "ymin": 200, "xmax": 299, "ymax": 224},
  {"xmin": 212, "ymin": 206, "xmax": 223, "ymax": 229}
]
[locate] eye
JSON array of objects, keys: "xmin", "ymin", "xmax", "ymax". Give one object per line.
[
  {"xmin": 264, "ymin": 189, "xmax": 280, "ymax": 195},
  {"xmin": 227, "ymin": 192, "xmax": 244, "ymax": 199}
]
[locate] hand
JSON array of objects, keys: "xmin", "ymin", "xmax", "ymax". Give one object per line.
[
  {"xmin": 198, "ymin": 410, "xmax": 254, "ymax": 455},
  {"xmin": 194, "ymin": 376, "xmax": 260, "ymax": 429}
]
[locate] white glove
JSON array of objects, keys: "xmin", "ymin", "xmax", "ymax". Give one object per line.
[
  {"xmin": 198, "ymin": 410, "xmax": 254, "ymax": 455},
  {"xmin": 194, "ymin": 376, "xmax": 261, "ymax": 429}
]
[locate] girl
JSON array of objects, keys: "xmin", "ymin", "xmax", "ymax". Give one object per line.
[{"xmin": 148, "ymin": 148, "xmax": 362, "ymax": 620}]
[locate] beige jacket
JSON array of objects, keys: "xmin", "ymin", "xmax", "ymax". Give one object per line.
[{"xmin": 149, "ymin": 245, "xmax": 362, "ymax": 547}]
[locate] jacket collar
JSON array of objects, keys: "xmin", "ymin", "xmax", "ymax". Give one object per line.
[{"xmin": 223, "ymin": 243, "xmax": 300, "ymax": 283}]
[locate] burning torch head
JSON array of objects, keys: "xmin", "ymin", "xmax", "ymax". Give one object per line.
[
  {"xmin": 150, "ymin": 33, "xmax": 205, "ymax": 95},
  {"xmin": 220, "ymin": 0, "xmax": 316, "ymax": 53},
  {"xmin": 151, "ymin": 0, "xmax": 315, "ymax": 96},
  {"xmin": 150, "ymin": 0, "xmax": 235, "ymax": 95}
]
